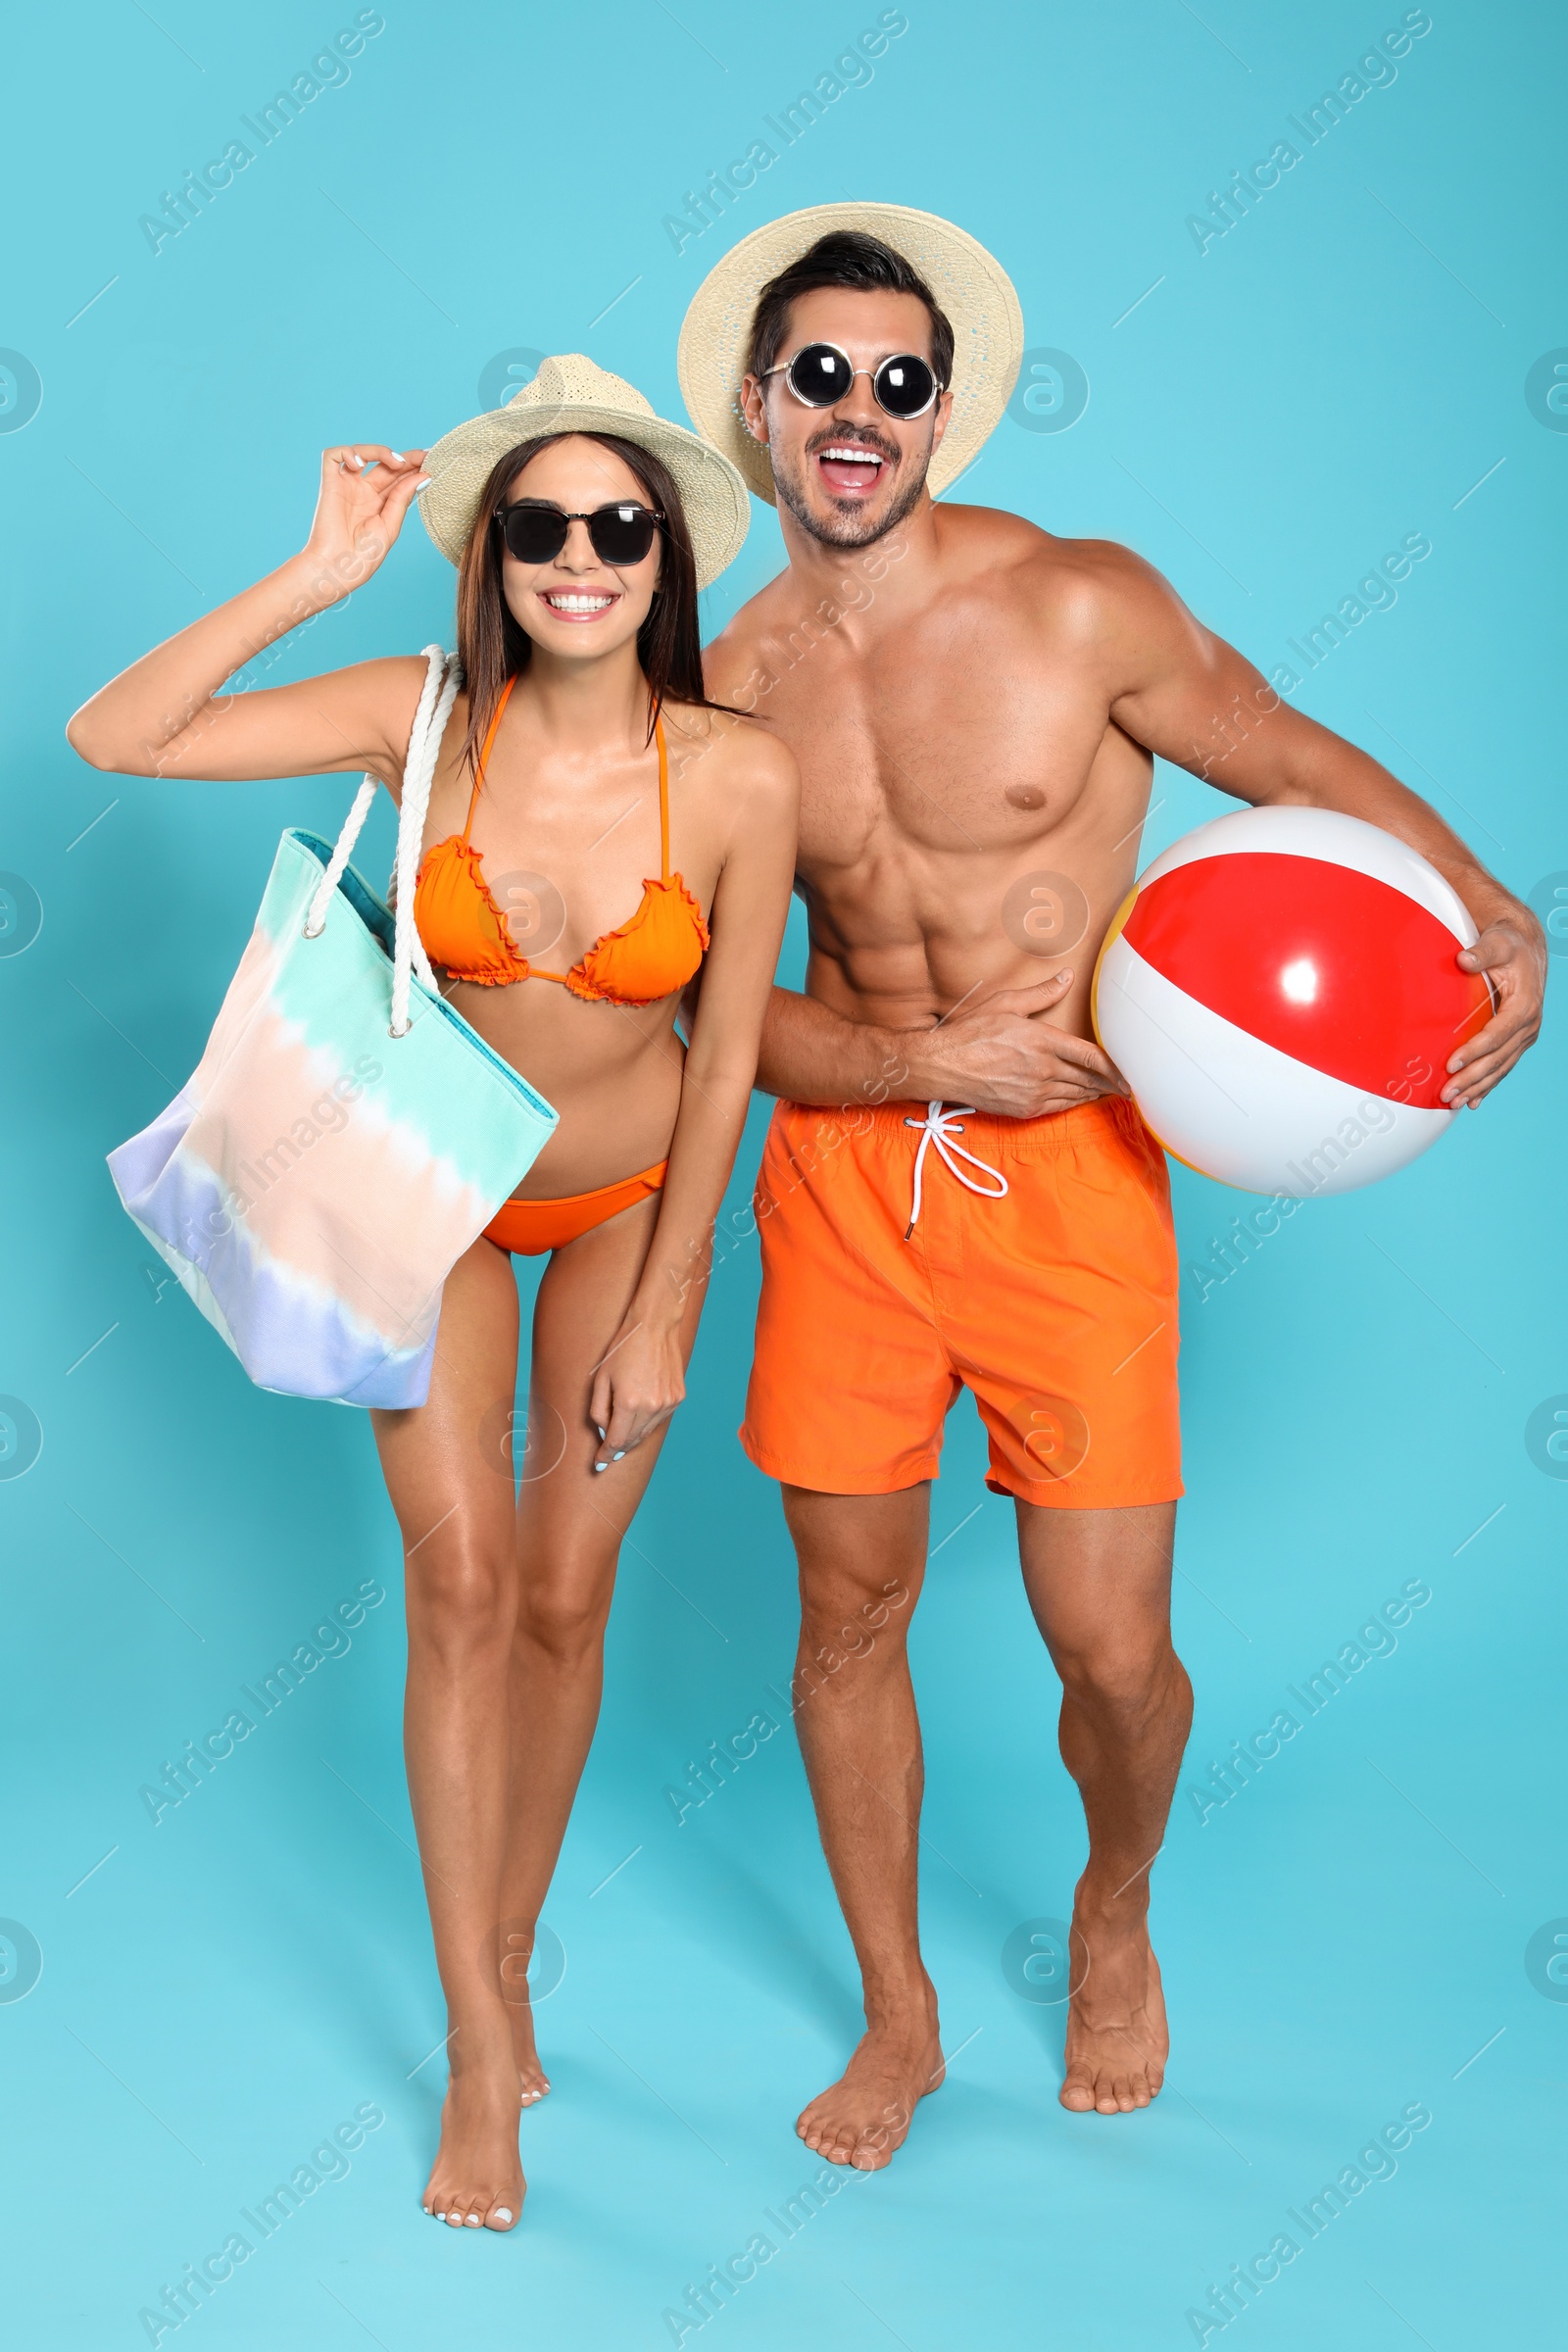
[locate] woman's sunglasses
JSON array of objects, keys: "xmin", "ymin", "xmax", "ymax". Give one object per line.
[
  {"xmin": 760, "ymin": 341, "xmax": 944, "ymax": 420},
  {"xmin": 493, "ymin": 499, "xmax": 665, "ymax": 567}
]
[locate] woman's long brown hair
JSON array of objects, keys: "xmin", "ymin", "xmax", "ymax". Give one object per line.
[{"xmin": 453, "ymin": 430, "xmax": 737, "ymax": 777}]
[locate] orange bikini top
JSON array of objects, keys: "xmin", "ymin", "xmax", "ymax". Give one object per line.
[{"xmin": 414, "ymin": 674, "xmax": 710, "ymax": 1006}]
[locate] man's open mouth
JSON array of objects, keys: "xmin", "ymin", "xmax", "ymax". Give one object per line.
[{"xmin": 814, "ymin": 443, "xmax": 889, "ymax": 496}]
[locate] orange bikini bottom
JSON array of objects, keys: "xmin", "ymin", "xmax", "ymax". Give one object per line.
[{"xmin": 482, "ymin": 1161, "xmax": 667, "ymax": 1255}]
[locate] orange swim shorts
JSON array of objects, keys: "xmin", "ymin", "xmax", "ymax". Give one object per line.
[{"xmin": 740, "ymin": 1095, "xmax": 1182, "ymax": 1509}]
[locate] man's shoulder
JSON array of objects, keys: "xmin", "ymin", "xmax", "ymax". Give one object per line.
[
  {"xmin": 940, "ymin": 506, "xmax": 1171, "ymax": 618},
  {"xmin": 663, "ymin": 698, "xmax": 798, "ymax": 808},
  {"xmin": 702, "ymin": 568, "xmax": 796, "ymax": 697},
  {"xmin": 703, "ymin": 510, "xmax": 1186, "ymax": 694}
]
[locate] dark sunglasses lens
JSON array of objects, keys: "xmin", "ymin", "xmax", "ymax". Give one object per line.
[
  {"xmin": 788, "ymin": 344, "xmax": 855, "ymax": 406},
  {"xmin": 874, "ymin": 355, "xmax": 936, "ymax": 417},
  {"xmin": 588, "ymin": 506, "xmax": 659, "ymax": 565},
  {"xmin": 500, "ymin": 506, "xmax": 567, "ymax": 564}
]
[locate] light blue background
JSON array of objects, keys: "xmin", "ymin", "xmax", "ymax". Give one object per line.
[{"xmin": 2, "ymin": 2, "xmax": 1563, "ymax": 2345}]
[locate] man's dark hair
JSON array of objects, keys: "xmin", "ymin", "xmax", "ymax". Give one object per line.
[{"xmin": 747, "ymin": 230, "xmax": 955, "ymax": 388}]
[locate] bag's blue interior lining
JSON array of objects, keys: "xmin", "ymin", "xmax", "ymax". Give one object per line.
[{"xmin": 289, "ymin": 830, "xmax": 558, "ymax": 1127}]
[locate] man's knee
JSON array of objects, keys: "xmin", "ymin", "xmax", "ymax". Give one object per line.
[
  {"xmin": 782, "ymin": 1486, "xmax": 923, "ymax": 1699},
  {"xmin": 786, "ymin": 1488, "xmax": 923, "ymax": 1601},
  {"xmin": 801, "ymin": 1560, "xmax": 914, "ymax": 1642},
  {"xmin": 794, "ymin": 1573, "xmax": 917, "ymax": 1707},
  {"xmin": 1054, "ymin": 1627, "xmax": 1178, "ymax": 1716}
]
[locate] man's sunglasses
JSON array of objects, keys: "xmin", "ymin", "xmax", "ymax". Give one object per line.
[
  {"xmin": 493, "ymin": 499, "xmax": 665, "ymax": 567},
  {"xmin": 759, "ymin": 341, "xmax": 944, "ymax": 420}
]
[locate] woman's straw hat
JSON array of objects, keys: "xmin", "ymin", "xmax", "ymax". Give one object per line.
[
  {"xmin": 416, "ymin": 352, "xmax": 751, "ymax": 588},
  {"xmin": 676, "ymin": 202, "xmax": 1025, "ymax": 507}
]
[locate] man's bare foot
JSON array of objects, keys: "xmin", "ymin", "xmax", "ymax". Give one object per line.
[
  {"xmin": 421, "ymin": 2025, "xmax": 525, "ymax": 2231},
  {"xmin": 797, "ymin": 2000, "xmax": 945, "ymax": 2171},
  {"xmin": 506, "ymin": 1992, "xmax": 551, "ymax": 2107},
  {"xmin": 1058, "ymin": 1901, "xmax": 1168, "ymax": 2116}
]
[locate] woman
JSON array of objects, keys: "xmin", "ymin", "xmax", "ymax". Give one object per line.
[{"xmin": 68, "ymin": 357, "xmax": 798, "ymax": 2232}]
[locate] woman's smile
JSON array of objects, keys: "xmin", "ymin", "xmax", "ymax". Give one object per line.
[{"xmin": 537, "ymin": 587, "xmax": 622, "ymax": 620}]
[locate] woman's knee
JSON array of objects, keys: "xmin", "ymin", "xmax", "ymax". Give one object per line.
[
  {"xmin": 407, "ymin": 1544, "xmax": 514, "ymax": 1660},
  {"xmin": 515, "ymin": 1568, "xmax": 613, "ymax": 1665}
]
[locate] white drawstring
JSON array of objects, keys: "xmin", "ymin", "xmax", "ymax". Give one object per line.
[{"xmin": 903, "ymin": 1102, "xmax": 1008, "ymax": 1239}]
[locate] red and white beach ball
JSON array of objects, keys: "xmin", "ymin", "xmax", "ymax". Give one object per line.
[{"xmin": 1092, "ymin": 807, "xmax": 1494, "ymax": 1197}]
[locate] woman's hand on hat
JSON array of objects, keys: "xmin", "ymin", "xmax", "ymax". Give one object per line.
[{"xmin": 300, "ymin": 444, "xmax": 430, "ymax": 596}]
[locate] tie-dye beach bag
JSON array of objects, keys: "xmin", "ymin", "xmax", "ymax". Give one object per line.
[{"xmin": 109, "ymin": 647, "xmax": 557, "ymax": 1407}]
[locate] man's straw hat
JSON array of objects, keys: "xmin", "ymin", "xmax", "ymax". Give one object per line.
[
  {"xmin": 416, "ymin": 353, "xmax": 751, "ymax": 588},
  {"xmin": 676, "ymin": 202, "xmax": 1025, "ymax": 508}
]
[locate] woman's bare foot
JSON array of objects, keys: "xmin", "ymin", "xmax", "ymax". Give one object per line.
[
  {"xmin": 797, "ymin": 1992, "xmax": 945, "ymax": 2171},
  {"xmin": 1058, "ymin": 1901, "xmax": 1168, "ymax": 2116},
  {"xmin": 507, "ymin": 1989, "xmax": 552, "ymax": 2107},
  {"xmin": 421, "ymin": 2021, "xmax": 525, "ymax": 2231}
]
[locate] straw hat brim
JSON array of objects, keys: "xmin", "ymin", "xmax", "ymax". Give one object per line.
[
  {"xmin": 417, "ymin": 394, "xmax": 751, "ymax": 591},
  {"xmin": 677, "ymin": 202, "xmax": 1025, "ymax": 508}
]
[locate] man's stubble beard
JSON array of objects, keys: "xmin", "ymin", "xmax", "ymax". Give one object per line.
[{"xmin": 770, "ymin": 443, "xmax": 933, "ymax": 551}]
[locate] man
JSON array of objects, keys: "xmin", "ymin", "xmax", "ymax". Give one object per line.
[{"xmin": 682, "ymin": 204, "xmax": 1543, "ymax": 2168}]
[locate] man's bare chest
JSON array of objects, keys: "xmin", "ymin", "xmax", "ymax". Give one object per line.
[{"xmin": 755, "ymin": 639, "xmax": 1122, "ymax": 865}]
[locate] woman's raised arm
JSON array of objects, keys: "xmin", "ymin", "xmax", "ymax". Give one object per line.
[{"xmin": 66, "ymin": 443, "xmax": 431, "ymax": 790}]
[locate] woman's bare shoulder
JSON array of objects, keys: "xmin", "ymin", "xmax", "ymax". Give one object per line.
[
  {"xmin": 341, "ymin": 654, "xmax": 462, "ymax": 795},
  {"xmin": 357, "ymin": 653, "xmax": 451, "ymax": 742},
  {"xmin": 662, "ymin": 700, "xmax": 799, "ymax": 809}
]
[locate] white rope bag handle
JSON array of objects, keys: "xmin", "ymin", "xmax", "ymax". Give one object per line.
[{"xmin": 302, "ymin": 644, "xmax": 463, "ymax": 1038}]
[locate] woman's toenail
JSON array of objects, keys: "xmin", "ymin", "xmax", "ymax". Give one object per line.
[{"xmin": 493, "ymin": 2207, "xmax": 513, "ymax": 2225}]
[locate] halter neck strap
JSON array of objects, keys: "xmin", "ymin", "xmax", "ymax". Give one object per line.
[
  {"xmin": 462, "ymin": 672, "xmax": 519, "ymax": 841},
  {"xmin": 463, "ymin": 677, "xmax": 668, "ymax": 876}
]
